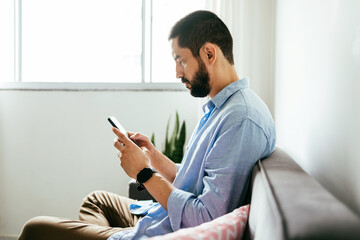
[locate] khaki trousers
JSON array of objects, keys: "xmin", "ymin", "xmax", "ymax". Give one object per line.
[{"xmin": 18, "ymin": 191, "xmax": 142, "ymax": 240}]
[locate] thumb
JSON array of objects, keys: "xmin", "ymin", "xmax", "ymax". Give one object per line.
[
  {"xmin": 140, "ymin": 146, "xmax": 151, "ymax": 157},
  {"xmin": 130, "ymin": 133, "xmax": 148, "ymax": 143}
]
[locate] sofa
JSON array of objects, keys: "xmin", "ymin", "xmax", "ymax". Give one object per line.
[{"xmin": 129, "ymin": 147, "xmax": 360, "ymax": 239}]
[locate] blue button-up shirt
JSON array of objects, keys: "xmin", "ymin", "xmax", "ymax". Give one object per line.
[{"xmin": 109, "ymin": 78, "xmax": 276, "ymax": 239}]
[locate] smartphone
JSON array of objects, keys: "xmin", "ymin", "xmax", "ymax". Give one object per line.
[{"xmin": 108, "ymin": 116, "xmax": 129, "ymax": 138}]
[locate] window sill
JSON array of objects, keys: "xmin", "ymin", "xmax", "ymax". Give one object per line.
[{"xmin": 0, "ymin": 82, "xmax": 186, "ymax": 92}]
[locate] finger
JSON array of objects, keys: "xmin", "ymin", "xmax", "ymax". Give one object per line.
[
  {"xmin": 129, "ymin": 133, "xmax": 139, "ymax": 141},
  {"xmin": 112, "ymin": 127, "xmax": 131, "ymax": 145},
  {"xmin": 113, "ymin": 137, "xmax": 124, "ymax": 145},
  {"xmin": 128, "ymin": 132, "xmax": 140, "ymax": 142},
  {"xmin": 127, "ymin": 131, "xmax": 136, "ymax": 136},
  {"xmin": 113, "ymin": 138, "xmax": 126, "ymax": 151},
  {"xmin": 129, "ymin": 132, "xmax": 146, "ymax": 142}
]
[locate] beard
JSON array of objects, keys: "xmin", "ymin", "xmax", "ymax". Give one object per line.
[{"xmin": 181, "ymin": 59, "xmax": 210, "ymax": 98}]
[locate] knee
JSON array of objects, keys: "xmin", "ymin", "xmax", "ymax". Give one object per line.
[
  {"xmin": 19, "ymin": 216, "xmax": 52, "ymax": 240},
  {"xmin": 83, "ymin": 190, "xmax": 107, "ymax": 203}
]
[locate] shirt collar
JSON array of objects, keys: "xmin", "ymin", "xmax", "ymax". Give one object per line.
[{"xmin": 203, "ymin": 78, "xmax": 249, "ymax": 112}]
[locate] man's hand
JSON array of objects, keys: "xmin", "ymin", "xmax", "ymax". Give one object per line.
[
  {"xmin": 128, "ymin": 132, "xmax": 157, "ymax": 164},
  {"xmin": 112, "ymin": 128, "xmax": 175, "ymax": 211},
  {"xmin": 129, "ymin": 132, "xmax": 178, "ymax": 183},
  {"xmin": 112, "ymin": 127, "xmax": 151, "ymax": 179}
]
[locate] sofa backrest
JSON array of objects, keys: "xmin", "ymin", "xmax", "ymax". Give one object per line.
[{"xmin": 245, "ymin": 147, "xmax": 360, "ymax": 240}]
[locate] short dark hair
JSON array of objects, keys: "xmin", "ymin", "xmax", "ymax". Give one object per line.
[{"xmin": 169, "ymin": 10, "xmax": 234, "ymax": 65}]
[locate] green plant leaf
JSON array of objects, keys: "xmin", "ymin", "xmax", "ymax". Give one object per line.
[
  {"xmin": 169, "ymin": 112, "xmax": 179, "ymax": 153},
  {"xmin": 178, "ymin": 121, "xmax": 186, "ymax": 146},
  {"xmin": 151, "ymin": 133, "xmax": 156, "ymax": 147},
  {"xmin": 171, "ymin": 121, "xmax": 186, "ymax": 163},
  {"xmin": 163, "ymin": 116, "xmax": 171, "ymax": 157},
  {"xmin": 162, "ymin": 111, "xmax": 186, "ymax": 163}
]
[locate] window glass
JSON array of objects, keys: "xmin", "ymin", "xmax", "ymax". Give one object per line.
[
  {"xmin": 21, "ymin": 0, "xmax": 142, "ymax": 83},
  {"xmin": 0, "ymin": 0, "xmax": 14, "ymax": 83},
  {"xmin": 151, "ymin": 0, "xmax": 206, "ymax": 83}
]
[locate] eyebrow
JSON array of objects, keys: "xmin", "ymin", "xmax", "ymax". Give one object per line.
[{"xmin": 174, "ymin": 55, "xmax": 180, "ymax": 61}]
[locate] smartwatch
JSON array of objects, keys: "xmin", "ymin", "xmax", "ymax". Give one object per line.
[{"xmin": 136, "ymin": 168, "xmax": 156, "ymax": 191}]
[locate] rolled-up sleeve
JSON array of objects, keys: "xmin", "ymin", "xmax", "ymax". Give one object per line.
[
  {"xmin": 167, "ymin": 118, "xmax": 271, "ymax": 231},
  {"xmin": 167, "ymin": 189, "xmax": 196, "ymax": 230}
]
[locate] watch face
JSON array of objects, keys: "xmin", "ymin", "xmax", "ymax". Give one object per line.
[{"xmin": 137, "ymin": 168, "xmax": 154, "ymax": 184}]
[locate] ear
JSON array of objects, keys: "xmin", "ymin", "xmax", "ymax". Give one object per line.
[{"xmin": 201, "ymin": 43, "xmax": 217, "ymax": 65}]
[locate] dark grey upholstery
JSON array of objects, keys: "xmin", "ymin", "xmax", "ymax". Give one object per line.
[
  {"xmin": 128, "ymin": 147, "xmax": 360, "ymax": 239},
  {"xmin": 246, "ymin": 147, "xmax": 360, "ymax": 240},
  {"xmin": 128, "ymin": 179, "xmax": 156, "ymax": 201}
]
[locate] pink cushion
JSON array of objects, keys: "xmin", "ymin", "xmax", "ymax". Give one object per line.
[{"xmin": 149, "ymin": 204, "xmax": 250, "ymax": 240}]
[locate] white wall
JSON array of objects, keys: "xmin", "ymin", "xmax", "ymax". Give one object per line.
[
  {"xmin": 0, "ymin": 90, "xmax": 200, "ymax": 237},
  {"xmin": 274, "ymin": 0, "xmax": 360, "ymax": 215},
  {"xmin": 236, "ymin": 0, "xmax": 275, "ymax": 115},
  {"xmin": 208, "ymin": 0, "xmax": 276, "ymax": 115}
]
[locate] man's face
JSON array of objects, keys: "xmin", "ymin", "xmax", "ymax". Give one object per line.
[{"xmin": 171, "ymin": 38, "xmax": 210, "ymax": 97}]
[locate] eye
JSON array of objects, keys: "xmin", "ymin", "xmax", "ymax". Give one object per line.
[{"xmin": 177, "ymin": 58, "xmax": 185, "ymax": 66}]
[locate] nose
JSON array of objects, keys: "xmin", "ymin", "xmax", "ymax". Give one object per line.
[{"xmin": 176, "ymin": 63, "xmax": 184, "ymax": 79}]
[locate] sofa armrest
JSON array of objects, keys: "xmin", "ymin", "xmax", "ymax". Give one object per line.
[
  {"xmin": 128, "ymin": 179, "xmax": 156, "ymax": 201},
  {"xmin": 247, "ymin": 147, "xmax": 360, "ymax": 240}
]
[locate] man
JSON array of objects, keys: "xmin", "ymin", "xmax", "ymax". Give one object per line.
[{"xmin": 19, "ymin": 10, "xmax": 275, "ymax": 240}]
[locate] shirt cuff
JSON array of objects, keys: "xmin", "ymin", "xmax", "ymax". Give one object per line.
[
  {"xmin": 129, "ymin": 200, "xmax": 158, "ymax": 215},
  {"xmin": 167, "ymin": 188, "xmax": 194, "ymax": 231}
]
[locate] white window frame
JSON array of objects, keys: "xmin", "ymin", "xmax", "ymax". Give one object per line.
[{"xmin": 0, "ymin": 0, "xmax": 185, "ymax": 91}]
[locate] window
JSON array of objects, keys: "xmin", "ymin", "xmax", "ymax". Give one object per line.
[
  {"xmin": 22, "ymin": 0, "xmax": 142, "ymax": 83},
  {"xmin": 0, "ymin": 0, "xmax": 206, "ymax": 89},
  {"xmin": 0, "ymin": 0, "xmax": 14, "ymax": 82},
  {"xmin": 151, "ymin": 0, "xmax": 205, "ymax": 83}
]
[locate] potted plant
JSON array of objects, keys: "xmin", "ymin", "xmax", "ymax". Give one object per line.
[{"xmin": 151, "ymin": 111, "xmax": 186, "ymax": 163}]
